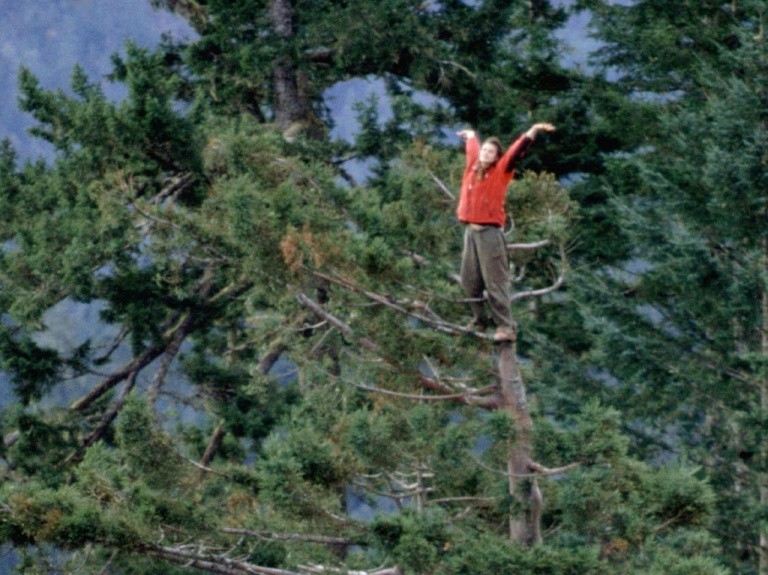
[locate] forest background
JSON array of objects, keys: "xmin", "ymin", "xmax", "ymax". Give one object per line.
[{"xmin": 0, "ymin": 1, "xmax": 767, "ymax": 574}]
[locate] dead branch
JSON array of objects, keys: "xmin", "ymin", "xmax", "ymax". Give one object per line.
[
  {"xmin": 346, "ymin": 381, "xmax": 496, "ymax": 402},
  {"xmin": 298, "ymin": 565, "xmax": 402, "ymax": 575},
  {"xmin": 149, "ymin": 172, "xmax": 196, "ymax": 205},
  {"xmin": 221, "ymin": 528, "xmax": 362, "ymax": 547},
  {"xmin": 527, "ymin": 461, "xmax": 581, "ymax": 476},
  {"xmin": 139, "ymin": 543, "xmax": 297, "ymax": 575},
  {"xmin": 427, "ymin": 496, "xmax": 499, "ymax": 505},
  {"xmin": 507, "ymin": 239, "xmax": 551, "ymax": 251},
  {"xmin": 426, "ymin": 169, "xmax": 455, "ymax": 200},
  {"xmin": 3, "ymin": 431, "xmax": 19, "ymax": 448},
  {"xmin": 510, "ymin": 243, "xmax": 569, "ymax": 303},
  {"xmin": 510, "ymin": 275, "xmax": 565, "ymax": 302},
  {"xmin": 296, "ymin": 293, "xmax": 380, "ymax": 353}
]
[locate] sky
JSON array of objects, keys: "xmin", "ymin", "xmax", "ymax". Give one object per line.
[{"xmin": 0, "ymin": 1, "xmax": 596, "ymax": 161}]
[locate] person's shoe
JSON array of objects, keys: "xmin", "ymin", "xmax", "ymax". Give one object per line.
[{"xmin": 493, "ymin": 326, "xmax": 517, "ymax": 342}]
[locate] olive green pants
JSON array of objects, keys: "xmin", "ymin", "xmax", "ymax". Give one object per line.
[{"xmin": 460, "ymin": 225, "xmax": 514, "ymax": 330}]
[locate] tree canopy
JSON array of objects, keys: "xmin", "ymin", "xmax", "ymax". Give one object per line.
[{"xmin": 0, "ymin": 1, "xmax": 765, "ymax": 574}]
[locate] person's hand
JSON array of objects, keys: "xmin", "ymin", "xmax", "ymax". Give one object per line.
[
  {"xmin": 526, "ymin": 123, "xmax": 556, "ymax": 139},
  {"xmin": 456, "ymin": 129, "xmax": 476, "ymax": 140}
]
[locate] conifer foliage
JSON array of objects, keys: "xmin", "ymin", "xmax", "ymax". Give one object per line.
[{"xmin": 0, "ymin": 1, "xmax": 742, "ymax": 574}]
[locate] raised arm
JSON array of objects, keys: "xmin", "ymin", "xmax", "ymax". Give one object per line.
[
  {"xmin": 525, "ymin": 122, "xmax": 556, "ymax": 140},
  {"xmin": 457, "ymin": 129, "xmax": 480, "ymax": 167}
]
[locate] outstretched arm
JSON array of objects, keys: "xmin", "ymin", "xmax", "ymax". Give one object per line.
[
  {"xmin": 501, "ymin": 123, "xmax": 556, "ymax": 173},
  {"xmin": 525, "ymin": 122, "xmax": 556, "ymax": 140}
]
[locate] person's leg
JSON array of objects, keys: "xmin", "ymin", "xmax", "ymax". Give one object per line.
[
  {"xmin": 475, "ymin": 227, "xmax": 515, "ymax": 339},
  {"xmin": 460, "ymin": 227, "xmax": 489, "ymax": 329}
]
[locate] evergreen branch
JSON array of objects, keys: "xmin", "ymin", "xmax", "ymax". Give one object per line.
[
  {"xmin": 72, "ymin": 265, "xmax": 219, "ymax": 413},
  {"xmin": 183, "ymin": 456, "xmax": 230, "ymax": 477},
  {"xmin": 651, "ymin": 510, "xmax": 686, "ymax": 535},
  {"xmin": 132, "ymin": 201, "xmax": 183, "ymax": 230}
]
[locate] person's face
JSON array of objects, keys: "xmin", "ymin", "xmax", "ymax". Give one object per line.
[{"xmin": 479, "ymin": 142, "xmax": 501, "ymax": 166}]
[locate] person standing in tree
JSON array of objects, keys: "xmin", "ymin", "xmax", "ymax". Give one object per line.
[{"xmin": 456, "ymin": 123, "xmax": 555, "ymax": 342}]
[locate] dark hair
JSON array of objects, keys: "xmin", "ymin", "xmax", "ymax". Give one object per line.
[
  {"xmin": 483, "ymin": 137, "xmax": 503, "ymax": 161},
  {"xmin": 475, "ymin": 137, "xmax": 503, "ymax": 180}
]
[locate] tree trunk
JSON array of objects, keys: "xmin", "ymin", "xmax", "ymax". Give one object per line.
[
  {"xmin": 269, "ymin": 0, "xmax": 311, "ymax": 132},
  {"xmin": 760, "ymin": 238, "xmax": 768, "ymax": 575},
  {"xmin": 497, "ymin": 340, "xmax": 542, "ymax": 545}
]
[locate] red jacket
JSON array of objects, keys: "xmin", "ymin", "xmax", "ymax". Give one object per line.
[{"xmin": 456, "ymin": 133, "xmax": 532, "ymax": 227}]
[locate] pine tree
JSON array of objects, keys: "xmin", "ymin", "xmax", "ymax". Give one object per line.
[
  {"xmin": 570, "ymin": 2, "xmax": 768, "ymax": 572},
  {"xmin": 0, "ymin": 1, "xmax": 727, "ymax": 574}
]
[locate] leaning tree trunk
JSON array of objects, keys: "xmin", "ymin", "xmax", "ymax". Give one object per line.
[{"xmin": 497, "ymin": 340, "xmax": 542, "ymax": 545}]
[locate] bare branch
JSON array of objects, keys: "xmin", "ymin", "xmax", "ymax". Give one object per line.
[
  {"xmin": 221, "ymin": 528, "xmax": 363, "ymax": 547},
  {"xmin": 296, "ymin": 293, "xmax": 380, "ymax": 353},
  {"xmin": 139, "ymin": 544, "xmax": 298, "ymax": 575},
  {"xmin": 510, "ymin": 242, "xmax": 569, "ymax": 303},
  {"xmin": 527, "ymin": 461, "xmax": 581, "ymax": 476},
  {"xmin": 507, "ymin": 239, "xmax": 551, "ymax": 251},
  {"xmin": 426, "ymin": 169, "xmax": 455, "ymax": 200},
  {"xmin": 299, "ymin": 564, "xmax": 402, "ymax": 575},
  {"xmin": 510, "ymin": 275, "xmax": 565, "ymax": 302},
  {"xmin": 149, "ymin": 173, "xmax": 196, "ymax": 206},
  {"xmin": 347, "ymin": 381, "xmax": 496, "ymax": 402},
  {"xmin": 3, "ymin": 431, "xmax": 19, "ymax": 448},
  {"xmin": 427, "ymin": 496, "xmax": 499, "ymax": 505},
  {"xmin": 96, "ymin": 550, "xmax": 119, "ymax": 575}
]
